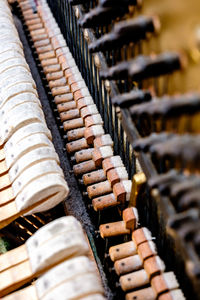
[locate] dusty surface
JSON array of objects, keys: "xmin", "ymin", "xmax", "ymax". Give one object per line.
[{"xmin": 12, "ymin": 12, "xmax": 113, "ymax": 300}]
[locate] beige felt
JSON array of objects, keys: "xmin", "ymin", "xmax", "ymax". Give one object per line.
[
  {"xmin": 26, "ymin": 216, "xmax": 82, "ymax": 252},
  {"xmin": 0, "ymin": 49, "xmax": 24, "ymax": 63},
  {"xmin": 0, "ymin": 38, "xmax": 22, "ymax": 49},
  {"xmin": 36, "ymin": 256, "xmax": 96, "ymax": 298},
  {"xmin": 28, "ymin": 230, "xmax": 88, "ymax": 274},
  {"xmin": 0, "ymin": 57, "xmax": 28, "ymax": 75},
  {"xmin": 0, "ymin": 190, "xmax": 55, "ymax": 230},
  {"xmin": 0, "ymin": 74, "xmax": 36, "ymax": 93},
  {"xmin": 0, "ymin": 32, "xmax": 20, "ymax": 42},
  {"xmin": 16, "ymin": 171, "xmax": 66, "ymax": 208},
  {"xmin": 5, "ymin": 133, "xmax": 53, "ymax": 169},
  {"xmin": 0, "ymin": 83, "xmax": 37, "ymax": 108},
  {"xmin": 0, "ymin": 43, "xmax": 23, "ymax": 55},
  {"xmin": 0, "ymin": 107, "xmax": 45, "ymax": 145},
  {"xmin": 12, "ymin": 160, "xmax": 61, "ymax": 197},
  {"xmin": 42, "ymin": 273, "xmax": 104, "ymax": 300},
  {"xmin": 0, "ymin": 175, "xmax": 68, "ymax": 229},
  {"xmin": 9, "ymin": 147, "xmax": 59, "ymax": 183},
  {"xmin": 0, "ymin": 222, "xmax": 88, "ymax": 296},
  {"xmin": 0, "ymin": 93, "xmax": 41, "ymax": 117},
  {"xmin": 0, "ymin": 66, "xmax": 29, "ymax": 81},
  {"xmin": 4, "ymin": 123, "xmax": 51, "ymax": 152}
]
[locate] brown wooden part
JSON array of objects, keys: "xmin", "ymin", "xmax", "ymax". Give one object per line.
[
  {"xmin": 56, "ymin": 47, "xmax": 69, "ymax": 58},
  {"xmin": 123, "ymin": 207, "xmax": 137, "ymax": 230},
  {"xmin": 93, "ymin": 135, "xmax": 113, "ymax": 148},
  {"xmin": 39, "ymin": 51, "xmax": 55, "ymax": 61},
  {"xmin": 87, "ymin": 180, "xmax": 112, "ymax": 199},
  {"xmin": 68, "ymin": 75, "xmax": 83, "ymax": 86},
  {"xmin": 36, "ymin": 45, "xmax": 53, "ymax": 54},
  {"xmin": 67, "ymin": 127, "xmax": 86, "ymax": 141},
  {"xmin": 92, "ymin": 193, "xmax": 119, "ymax": 211},
  {"xmin": 20, "ymin": 3, "xmax": 31, "ymax": 10},
  {"xmin": 31, "ymin": 28, "xmax": 46, "ymax": 37},
  {"xmin": 51, "ymin": 38, "xmax": 64, "ymax": 50},
  {"xmin": 83, "ymin": 169, "xmax": 106, "ymax": 186},
  {"xmin": 84, "ymin": 127, "xmax": 103, "ymax": 145},
  {"xmin": 46, "ymin": 71, "xmax": 64, "ymax": 81},
  {"xmin": 28, "ymin": 23, "xmax": 43, "ymax": 31},
  {"xmin": 151, "ymin": 274, "xmax": 169, "ymax": 295},
  {"xmin": 119, "ymin": 269, "xmax": 149, "ymax": 292},
  {"xmin": 73, "ymin": 160, "xmax": 96, "ymax": 176},
  {"xmin": 57, "ymin": 101, "xmax": 76, "ymax": 113},
  {"xmin": 144, "ymin": 256, "xmax": 165, "ymax": 277},
  {"xmin": 109, "ymin": 241, "xmax": 137, "ymax": 262},
  {"xmin": 63, "ymin": 118, "xmax": 84, "ymax": 131},
  {"xmin": 60, "ymin": 109, "xmax": 80, "ymax": 122},
  {"xmin": 58, "ymin": 55, "xmax": 69, "ymax": 65},
  {"xmin": 41, "ymin": 58, "xmax": 58, "ymax": 67},
  {"xmin": 71, "ymin": 82, "xmax": 85, "ymax": 93},
  {"xmin": 80, "ymin": 107, "xmax": 94, "ymax": 119},
  {"xmin": 34, "ymin": 39, "xmax": 50, "ymax": 48},
  {"xmin": 102, "ymin": 156, "xmax": 123, "ymax": 174},
  {"xmin": 66, "ymin": 138, "xmax": 89, "ymax": 153},
  {"xmin": 107, "ymin": 169, "xmax": 122, "ymax": 188},
  {"xmin": 51, "ymin": 86, "xmax": 70, "ymax": 96},
  {"xmin": 64, "ymin": 68, "xmax": 77, "ymax": 80},
  {"xmin": 54, "ymin": 93, "xmax": 73, "ymax": 104},
  {"xmin": 77, "ymin": 98, "xmax": 91, "ymax": 110},
  {"xmin": 74, "ymin": 89, "xmax": 88, "ymax": 102},
  {"xmin": 113, "ymin": 182, "xmax": 126, "ymax": 203},
  {"xmin": 132, "ymin": 228, "xmax": 151, "ymax": 247},
  {"xmin": 158, "ymin": 293, "xmax": 174, "ymax": 300},
  {"xmin": 126, "ymin": 287, "xmax": 156, "ymax": 300},
  {"xmin": 19, "ymin": 2, "xmax": 31, "ymax": 10},
  {"xmin": 84, "ymin": 115, "xmax": 103, "ymax": 128},
  {"xmin": 92, "ymin": 148, "xmax": 104, "ymax": 167},
  {"xmin": 114, "ymin": 254, "xmax": 142, "ymax": 276},
  {"xmin": 75, "ymin": 148, "xmax": 94, "ymax": 163},
  {"xmin": 23, "ymin": 12, "xmax": 39, "ymax": 21},
  {"xmin": 49, "ymin": 77, "xmax": 67, "ymax": 89},
  {"xmin": 32, "ymin": 33, "xmax": 48, "ymax": 42},
  {"xmin": 26, "ymin": 18, "xmax": 41, "ymax": 26},
  {"xmin": 138, "ymin": 241, "xmax": 157, "ymax": 262},
  {"xmin": 61, "ymin": 62, "xmax": 73, "ymax": 72},
  {"xmin": 99, "ymin": 221, "xmax": 130, "ymax": 239},
  {"xmin": 43, "ymin": 64, "xmax": 61, "ymax": 74},
  {"xmin": 22, "ymin": 9, "xmax": 35, "ymax": 15}
]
